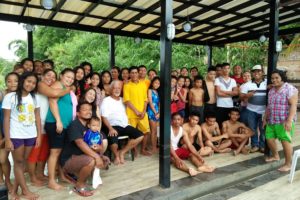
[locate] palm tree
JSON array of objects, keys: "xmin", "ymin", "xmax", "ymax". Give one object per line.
[{"xmin": 8, "ymin": 39, "xmax": 27, "ymax": 59}]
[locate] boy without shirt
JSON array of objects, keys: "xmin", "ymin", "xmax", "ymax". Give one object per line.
[
  {"xmin": 182, "ymin": 113, "xmax": 213, "ymax": 157},
  {"xmin": 222, "ymin": 108, "xmax": 254, "ymax": 156},
  {"xmin": 170, "ymin": 113, "xmax": 215, "ymax": 176},
  {"xmin": 201, "ymin": 112, "xmax": 232, "ymax": 153},
  {"xmin": 189, "ymin": 75, "xmax": 205, "ymax": 123},
  {"xmin": 204, "ymin": 67, "xmax": 217, "ymax": 115}
]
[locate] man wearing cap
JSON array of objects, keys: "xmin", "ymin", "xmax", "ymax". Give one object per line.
[{"xmin": 240, "ymin": 65, "xmax": 267, "ymax": 153}]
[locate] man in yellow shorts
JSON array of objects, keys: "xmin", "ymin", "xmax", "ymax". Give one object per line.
[{"xmin": 123, "ymin": 66, "xmax": 151, "ymax": 156}]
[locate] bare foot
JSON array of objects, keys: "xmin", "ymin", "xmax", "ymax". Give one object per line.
[
  {"xmin": 113, "ymin": 156, "xmax": 121, "ymax": 165},
  {"xmin": 36, "ymin": 174, "xmax": 48, "ymax": 181},
  {"xmin": 48, "ymin": 181, "xmax": 64, "ymax": 190},
  {"xmin": 30, "ymin": 178, "xmax": 45, "ymax": 187},
  {"xmin": 10, "ymin": 192, "xmax": 20, "ymax": 200},
  {"xmin": 198, "ymin": 165, "xmax": 215, "ymax": 173},
  {"xmin": 6, "ymin": 182, "xmax": 13, "ymax": 193},
  {"xmin": 133, "ymin": 147, "xmax": 138, "ymax": 158},
  {"xmin": 278, "ymin": 165, "xmax": 291, "ymax": 172},
  {"xmin": 21, "ymin": 190, "xmax": 39, "ymax": 200},
  {"xmin": 141, "ymin": 150, "xmax": 152, "ymax": 156},
  {"xmin": 241, "ymin": 147, "xmax": 250, "ymax": 155},
  {"xmin": 233, "ymin": 150, "xmax": 238, "ymax": 156},
  {"xmin": 265, "ymin": 156, "xmax": 280, "ymax": 162},
  {"xmin": 219, "ymin": 148, "xmax": 231, "ymax": 153},
  {"xmin": 188, "ymin": 168, "xmax": 199, "ymax": 176},
  {"xmin": 151, "ymin": 147, "xmax": 159, "ymax": 154},
  {"xmin": 119, "ymin": 151, "xmax": 126, "ymax": 164}
]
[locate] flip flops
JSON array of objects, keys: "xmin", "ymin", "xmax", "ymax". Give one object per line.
[{"xmin": 73, "ymin": 187, "xmax": 94, "ymax": 197}]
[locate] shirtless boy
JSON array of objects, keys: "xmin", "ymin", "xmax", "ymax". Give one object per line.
[
  {"xmin": 171, "ymin": 113, "xmax": 215, "ymax": 176},
  {"xmin": 189, "ymin": 75, "xmax": 205, "ymax": 123},
  {"xmin": 201, "ymin": 112, "xmax": 232, "ymax": 153},
  {"xmin": 182, "ymin": 112, "xmax": 213, "ymax": 156},
  {"xmin": 204, "ymin": 67, "xmax": 217, "ymax": 115},
  {"xmin": 222, "ymin": 108, "xmax": 253, "ymax": 156}
]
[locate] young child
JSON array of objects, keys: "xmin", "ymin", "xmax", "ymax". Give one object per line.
[
  {"xmin": 174, "ymin": 76, "xmax": 187, "ymax": 118},
  {"xmin": 182, "ymin": 112, "xmax": 213, "ymax": 156},
  {"xmin": 83, "ymin": 116, "xmax": 110, "ymax": 188},
  {"xmin": 222, "ymin": 108, "xmax": 253, "ymax": 156},
  {"xmin": 170, "ymin": 113, "xmax": 215, "ymax": 176},
  {"xmin": 201, "ymin": 112, "xmax": 232, "ymax": 153},
  {"xmin": 0, "ymin": 72, "xmax": 19, "ymax": 192},
  {"xmin": 171, "ymin": 76, "xmax": 178, "ymax": 114},
  {"xmin": 2, "ymin": 72, "xmax": 41, "ymax": 200},
  {"xmin": 189, "ymin": 75, "xmax": 205, "ymax": 123},
  {"xmin": 147, "ymin": 77, "xmax": 160, "ymax": 154}
]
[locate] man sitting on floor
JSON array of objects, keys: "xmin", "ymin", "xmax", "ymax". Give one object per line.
[
  {"xmin": 101, "ymin": 80, "xmax": 144, "ymax": 165},
  {"xmin": 201, "ymin": 112, "xmax": 232, "ymax": 153},
  {"xmin": 171, "ymin": 113, "xmax": 215, "ymax": 176},
  {"xmin": 182, "ymin": 112, "xmax": 213, "ymax": 156},
  {"xmin": 60, "ymin": 102, "xmax": 106, "ymax": 197},
  {"xmin": 222, "ymin": 108, "xmax": 253, "ymax": 156}
]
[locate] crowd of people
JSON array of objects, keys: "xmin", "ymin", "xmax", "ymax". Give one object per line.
[{"xmin": 0, "ymin": 58, "xmax": 298, "ymax": 199}]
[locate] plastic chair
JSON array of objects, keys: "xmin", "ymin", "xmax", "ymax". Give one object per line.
[{"xmin": 289, "ymin": 149, "xmax": 300, "ymax": 183}]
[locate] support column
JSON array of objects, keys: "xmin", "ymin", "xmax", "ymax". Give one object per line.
[
  {"xmin": 159, "ymin": 0, "xmax": 172, "ymax": 188},
  {"xmin": 27, "ymin": 31, "xmax": 33, "ymax": 60},
  {"xmin": 109, "ymin": 33, "xmax": 115, "ymax": 68},
  {"xmin": 265, "ymin": 0, "xmax": 279, "ymax": 157},
  {"xmin": 207, "ymin": 45, "xmax": 212, "ymax": 68}
]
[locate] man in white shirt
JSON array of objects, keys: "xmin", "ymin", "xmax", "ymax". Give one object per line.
[
  {"xmin": 240, "ymin": 65, "xmax": 267, "ymax": 153},
  {"xmin": 215, "ymin": 63, "xmax": 239, "ymax": 128},
  {"xmin": 101, "ymin": 80, "xmax": 143, "ymax": 165}
]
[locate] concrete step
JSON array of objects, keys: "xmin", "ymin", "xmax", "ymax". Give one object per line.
[{"xmin": 113, "ymin": 146, "xmax": 299, "ymax": 200}]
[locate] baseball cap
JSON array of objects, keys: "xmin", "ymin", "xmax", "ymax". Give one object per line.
[{"xmin": 251, "ymin": 65, "xmax": 262, "ymax": 71}]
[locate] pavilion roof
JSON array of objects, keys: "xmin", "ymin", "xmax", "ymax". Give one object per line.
[{"xmin": 0, "ymin": 0, "xmax": 299, "ymax": 45}]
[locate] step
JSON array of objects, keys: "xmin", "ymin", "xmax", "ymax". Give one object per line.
[{"xmin": 113, "ymin": 145, "xmax": 299, "ymax": 200}]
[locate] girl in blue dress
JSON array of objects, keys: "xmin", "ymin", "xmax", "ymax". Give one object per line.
[{"xmin": 147, "ymin": 77, "xmax": 160, "ymax": 154}]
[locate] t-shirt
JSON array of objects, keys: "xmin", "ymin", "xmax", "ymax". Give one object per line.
[
  {"xmin": 101, "ymin": 96, "xmax": 128, "ymax": 128},
  {"xmin": 83, "ymin": 129, "xmax": 102, "ymax": 146},
  {"xmin": 60, "ymin": 118, "xmax": 87, "ymax": 167},
  {"xmin": 241, "ymin": 79, "xmax": 267, "ymax": 114},
  {"xmin": 2, "ymin": 92, "xmax": 40, "ymax": 139},
  {"xmin": 123, "ymin": 80, "xmax": 148, "ymax": 119},
  {"xmin": 171, "ymin": 126, "xmax": 183, "ymax": 151},
  {"xmin": 37, "ymin": 93, "xmax": 49, "ymax": 134},
  {"xmin": 215, "ymin": 77, "xmax": 237, "ymax": 108}
]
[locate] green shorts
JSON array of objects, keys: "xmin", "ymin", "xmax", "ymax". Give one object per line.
[{"xmin": 265, "ymin": 123, "xmax": 294, "ymax": 143}]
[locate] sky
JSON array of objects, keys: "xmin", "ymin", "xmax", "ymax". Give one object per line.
[{"xmin": 0, "ymin": 21, "xmax": 27, "ymax": 61}]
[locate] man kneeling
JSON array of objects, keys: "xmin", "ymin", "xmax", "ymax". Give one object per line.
[
  {"xmin": 171, "ymin": 113, "xmax": 215, "ymax": 176},
  {"xmin": 60, "ymin": 102, "xmax": 106, "ymax": 197}
]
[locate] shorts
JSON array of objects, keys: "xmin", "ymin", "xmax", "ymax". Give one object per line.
[
  {"xmin": 175, "ymin": 147, "xmax": 191, "ymax": 160},
  {"xmin": 108, "ymin": 125, "xmax": 143, "ymax": 145},
  {"xmin": 128, "ymin": 114, "xmax": 150, "ymax": 134},
  {"xmin": 11, "ymin": 137, "xmax": 36, "ymax": 149},
  {"xmin": 28, "ymin": 134, "xmax": 49, "ymax": 163},
  {"xmin": 45, "ymin": 122, "xmax": 67, "ymax": 149},
  {"xmin": 63, "ymin": 154, "xmax": 94, "ymax": 175},
  {"xmin": 265, "ymin": 123, "xmax": 294, "ymax": 143},
  {"xmin": 193, "ymin": 143, "xmax": 201, "ymax": 151}
]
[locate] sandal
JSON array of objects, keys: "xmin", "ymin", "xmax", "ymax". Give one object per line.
[{"xmin": 73, "ymin": 187, "xmax": 94, "ymax": 197}]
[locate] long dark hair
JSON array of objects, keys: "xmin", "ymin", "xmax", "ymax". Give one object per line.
[
  {"xmin": 99, "ymin": 70, "xmax": 112, "ymax": 90},
  {"xmin": 16, "ymin": 72, "xmax": 38, "ymax": 111},
  {"xmin": 73, "ymin": 66, "xmax": 85, "ymax": 96}
]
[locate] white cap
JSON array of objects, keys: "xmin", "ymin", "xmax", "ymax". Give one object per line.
[{"xmin": 251, "ymin": 65, "xmax": 262, "ymax": 71}]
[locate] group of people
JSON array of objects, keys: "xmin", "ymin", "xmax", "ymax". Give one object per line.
[{"xmin": 0, "ymin": 58, "xmax": 297, "ymax": 199}]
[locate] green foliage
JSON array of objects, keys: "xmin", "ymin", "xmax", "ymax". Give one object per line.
[
  {"xmin": 7, "ymin": 26, "xmax": 271, "ymax": 77},
  {"xmin": 8, "ymin": 39, "xmax": 27, "ymax": 58},
  {"xmin": 0, "ymin": 58, "xmax": 14, "ymax": 89}
]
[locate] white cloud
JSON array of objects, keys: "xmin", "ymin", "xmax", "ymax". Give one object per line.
[{"xmin": 0, "ymin": 21, "xmax": 27, "ymax": 61}]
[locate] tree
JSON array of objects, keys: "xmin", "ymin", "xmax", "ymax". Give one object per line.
[{"xmin": 8, "ymin": 39, "xmax": 27, "ymax": 58}]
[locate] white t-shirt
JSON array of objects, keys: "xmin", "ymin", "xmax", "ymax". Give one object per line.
[
  {"xmin": 2, "ymin": 92, "xmax": 40, "ymax": 139},
  {"xmin": 171, "ymin": 126, "xmax": 183, "ymax": 150},
  {"xmin": 215, "ymin": 77, "xmax": 237, "ymax": 108},
  {"xmin": 241, "ymin": 79, "xmax": 267, "ymax": 114},
  {"xmin": 100, "ymin": 96, "xmax": 128, "ymax": 128},
  {"xmin": 37, "ymin": 93, "xmax": 49, "ymax": 134}
]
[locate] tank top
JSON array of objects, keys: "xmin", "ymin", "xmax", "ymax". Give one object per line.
[
  {"xmin": 171, "ymin": 126, "xmax": 183, "ymax": 150},
  {"xmin": 45, "ymin": 83, "xmax": 73, "ymax": 129}
]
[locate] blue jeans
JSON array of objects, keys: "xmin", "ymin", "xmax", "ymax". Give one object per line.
[
  {"xmin": 247, "ymin": 109, "xmax": 265, "ymax": 148},
  {"xmin": 240, "ymin": 106, "xmax": 248, "ymax": 125}
]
